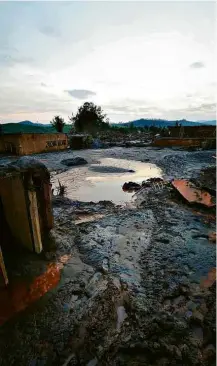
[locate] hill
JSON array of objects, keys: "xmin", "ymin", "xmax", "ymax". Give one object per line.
[
  {"xmin": 1, "ymin": 119, "xmax": 216, "ymax": 134},
  {"xmin": 116, "ymin": 119, "xmax": 216, "ymax": 128},
  {"xmin": 1, "ymin": 122, "xmax": 72, "ymax": 134}
]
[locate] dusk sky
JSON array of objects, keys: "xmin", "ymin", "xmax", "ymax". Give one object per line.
[{"xmin": 0, "ymin": 1, "xmax": 216, "ymax": 124}]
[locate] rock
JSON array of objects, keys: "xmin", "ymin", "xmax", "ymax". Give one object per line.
[
  {"xmin": 192, "ymin": 326, "xmax": 203, "ymax": 344},
  {"xmin": 61, "ymin": 157, "xmax": 88, "ymax": 166},
  {"xmin": 203, "ymin": 344, "xmax": 216, "ymax": 359},
  {"xmin": 122, "ymin": 182, "xmax": 141, "ymax": 192},
  {"xmin": 192, "ymin": 310, "xmax": 204, "ymax": 324},
  {"xmin": 173, "ymin": 295, "xmax": 185, "ymax": 306},
  {"xmin": 163, "ymin": 299, "xmax": 171, "ymax": 308},
  {"xmin": 187, "ymin": 300, "xmax": 199, "ymax": 311}
]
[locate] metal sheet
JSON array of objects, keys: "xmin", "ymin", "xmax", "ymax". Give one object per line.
[{"xmin": 172, "ymin": 179, "xmax": 215, "ymax": 207}]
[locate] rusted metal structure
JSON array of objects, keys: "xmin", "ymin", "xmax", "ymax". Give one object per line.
[
  {"xmin": 0, "ymin": 157, "xmax": 53, "ymax": 286},
  {"xmin": 171, "ymin": 179, "xmax": 216, "ymax": 207}
]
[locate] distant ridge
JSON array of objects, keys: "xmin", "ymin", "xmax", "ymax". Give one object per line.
[
  {"xmin": 18, "ymin": 120, "xmax": 50, "ymax": 127},
  {"xmin": 1, "ymin": 119, "xmax": 216, "ymax": 134},
  {"xmin": 113, "ymin": 118, "xmax": 216, "ymax": 127}
]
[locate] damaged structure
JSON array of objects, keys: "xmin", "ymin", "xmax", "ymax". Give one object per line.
[
  {"xmin": 0, "ymin": 133, "xmax": 68, "ymax": 155},
  {"xmin": 0, "ymin": 157, "xmax": 53, "ymax": 286},
  {"xmin": 152, "ymin": 125, "xmax": 216, "ymax": 148}
]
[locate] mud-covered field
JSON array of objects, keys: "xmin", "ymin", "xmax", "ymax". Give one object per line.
[{"xmin": 0, "ymin": 147, "xmax": 216, "ymax": 366}]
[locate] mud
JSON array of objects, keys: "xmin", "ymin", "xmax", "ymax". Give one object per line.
[{"xmin": 0, "ymin": 147, "xmax": 215, "ymax": 366}]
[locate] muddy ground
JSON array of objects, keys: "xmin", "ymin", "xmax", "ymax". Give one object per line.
[{"xmin": 0, "ymin": 147, "xmax": 216, "ymax": 366}]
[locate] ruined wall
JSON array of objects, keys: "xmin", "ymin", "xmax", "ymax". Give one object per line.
[
  {"xmin": 168, "ymin": 126, "xmax": 216, "ymax": 138},
  {"xmin": 0, "ymin": 174, "xmax": 33, "ymax": 251},
  {"xmin": 0, "ymin": 133, "xmax": 68, "ymax": 155},
  {"xmin": 0, "ymin": 134, "xmax": 23, "ymax": 154},
  {"xmin": 152, "ymin": 137, "xmax": 216, "ymax": 148}
]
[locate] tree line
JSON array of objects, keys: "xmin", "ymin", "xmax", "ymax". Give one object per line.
[
  {"xmin": 50, "ymin": 102, "xmax": 109, "ymax": 134},
  {"xmin": 51, "ymin": 101, "xmax": 170, "ymax": 136}
]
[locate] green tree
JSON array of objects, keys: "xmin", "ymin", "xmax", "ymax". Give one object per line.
[
  {"xmin": 72, "ymin": 102, "xmax": 110, "ymax": 135},
  {"xmin": 50, "ymin": 115, "xmax": 65, "ymax": 133}
]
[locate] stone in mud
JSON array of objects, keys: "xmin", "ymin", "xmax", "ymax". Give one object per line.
[
  {"xmin": 191, "ymin": 310, "xmax": 204, "ymax": 324},
  {"xmin": 203, "ymin": 344, "xmax": 216, "ymax": 360},
  {"xmin": 122, "ymin": 182, "xmax": 141, "ymax": 192},
  {"xmin": 61, "ymin": 157, "xmax": 88, "ymax": 166}
]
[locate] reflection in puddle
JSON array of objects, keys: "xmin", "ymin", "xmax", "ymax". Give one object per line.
[
  {"xmin": 53, "ymin": 158, "xmax": 162, "ymax": 204},
  {"xmin": 0, "ymin": 255, "xmax": 70, "ymax": 326}
]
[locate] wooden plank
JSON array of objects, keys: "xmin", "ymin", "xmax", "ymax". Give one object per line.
[
  {"xmin": 0, "ymin": 246, "xmax": 8, "ymax": 286},
  {"xmin": 0, "ymin": 175, "xmax": 33, "ymax": 251},
  {"xmin": 28, "ymin": 177, "xmax": 43, "ymax": 253}
]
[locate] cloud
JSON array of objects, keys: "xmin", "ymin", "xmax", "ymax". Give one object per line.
[
  {"xmin": 40, "ymin": 82, "xmax": 47, "ymax": 87},
  {"xmin": 190, "ymin": 61, "xmax": 205, "ymax": 69},
  {"xmin": 0, "ymin": 53, "xmax": 34, "ymax": 66},
  {"xmin": 38, "ymin": 25, "xmax": 61, "ymax": 38},
  {"xmin": 65, "ymin": 89, "xmax": 96, "ymax": 99}
]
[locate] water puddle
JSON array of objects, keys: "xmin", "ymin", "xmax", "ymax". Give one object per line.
[{"xmin": 52, "ymin": 158, "xmax": 162, "ymax": 204}]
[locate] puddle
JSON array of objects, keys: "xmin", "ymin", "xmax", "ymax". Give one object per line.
[
  {"xmin": 0, "ymin": 255, "xmax": 70, "ymax": 326},
  {"xmin": 52, "ymin": 158, "xmax": 162, "ymax": 204}
]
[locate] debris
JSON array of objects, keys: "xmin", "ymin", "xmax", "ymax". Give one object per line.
[
  {"xmin": 171, "ymin": 179, "xmax": 215, "ymax": 207},
  {"xmin": 200, "ymin": 268, "xmax": 216, "ymax": 289},
  {"xmin": 57, "ymin": 179, "xmax": 67, "ymax": 196},
  {"xmin": 208, "ymin": 232, "xmax": 216, "ymax": 243}
]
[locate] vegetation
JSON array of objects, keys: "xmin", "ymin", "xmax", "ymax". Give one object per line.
[
  {"xmin": 50, "ymin": 115, "xmax": 65, "ymax": 133},
  {"xmin": 72, "ymin": 102, "xmax": 110, "ymax": 135}
]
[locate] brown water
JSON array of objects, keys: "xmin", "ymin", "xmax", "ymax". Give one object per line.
[{"xmin": 52, "ymin": 158, "xmax": 162, "ymax": 204}]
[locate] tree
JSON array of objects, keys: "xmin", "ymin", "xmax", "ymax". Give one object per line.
[
  {"xmin": 50, "ymin": 115, "xmax": 65, "ymax": 133},
  {"xmin": 72, "ymin": 102, "xmax": 110, "ymax": 135},
  {"xmin": 0, "ymin": 123, "xmax": 3, "ymax": 135}
]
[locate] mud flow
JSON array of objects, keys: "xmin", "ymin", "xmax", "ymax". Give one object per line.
[{"xmin": 0, "ymin": 148, "xmax": 215, "ymax": 366}]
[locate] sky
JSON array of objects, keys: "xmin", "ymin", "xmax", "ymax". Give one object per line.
[{"xmin": 0, "ymin": 1, "xmax": 216, "ymax": 124}]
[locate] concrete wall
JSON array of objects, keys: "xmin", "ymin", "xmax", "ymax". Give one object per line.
[
  {"xmin": 0, "ymin": 133, "xmax": 68, "ymax": 155},
  {"xmin": 168, "ymin": 126, "xmax": 216, "ymax": 138}
]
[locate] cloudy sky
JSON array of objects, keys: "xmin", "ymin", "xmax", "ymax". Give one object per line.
[{"xmin": 0, "ymin": 1, "xmax": 216, "ymax": 123}]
